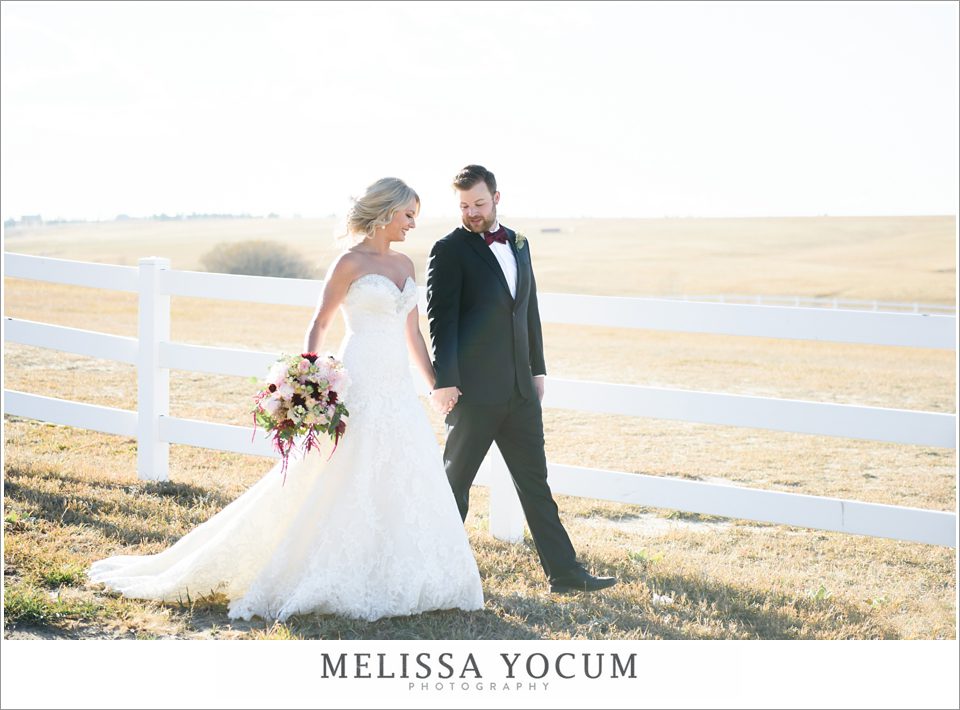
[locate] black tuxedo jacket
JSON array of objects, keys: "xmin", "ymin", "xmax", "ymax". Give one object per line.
[{"xmin": 426, "ymin": 226, "xmax": 547, "ymax": 405}]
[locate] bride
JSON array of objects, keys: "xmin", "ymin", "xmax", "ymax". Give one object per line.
[{"xmin": 88, "ymin": 178, "xmax": 485, "ymax": 622}]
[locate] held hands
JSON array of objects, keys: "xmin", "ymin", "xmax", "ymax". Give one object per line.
[{"xmin": 430, "ymin": 386, "xmax": 462, "ymax": 415}]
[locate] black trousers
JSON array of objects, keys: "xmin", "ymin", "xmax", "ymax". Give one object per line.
[{"xmin": 443, "ymin": 386, "xmax": 578, "ymax": 580}]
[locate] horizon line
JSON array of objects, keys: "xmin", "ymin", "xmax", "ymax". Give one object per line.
[{"xmin": 3, "ymin": 212, "xmax": 957, "ymax": 225}]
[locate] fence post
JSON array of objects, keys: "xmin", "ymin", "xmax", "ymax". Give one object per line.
[
  {"xmin": 137, "ymin": 257, "xmax": 171, "ymax": 481},
  {"xmin": 487, "ymin": 442, "xmax": 526, "ymax": 542}
]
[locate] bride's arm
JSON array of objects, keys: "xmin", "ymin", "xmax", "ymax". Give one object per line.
[
  {"xmin": 303, "ymin": 255, "xmax": 357, "ymax": 353},
  {"xmin": 403, "ymin": 259, "xmax": 436, "ymax": 390},
  {"xmin": 405, "ymin": 303, "xmax": 436, "ymax": 391}
]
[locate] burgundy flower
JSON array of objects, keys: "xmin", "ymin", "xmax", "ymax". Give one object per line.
[
  {"xmin": 291, "ymin": 393, "xmax": 305, "ymax": 408},
  {"xmin": 301, "ymin": 352, "xmax": 319, "ymax": 363},
  {"xmin": 268, "ymin": 383, "xmax": 277, "ymax": 393},
  {"xmin": 327, "ymin": 391, "xmax": 338, "ymax": 405}
]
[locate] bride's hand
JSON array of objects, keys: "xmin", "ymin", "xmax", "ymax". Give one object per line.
[{"xmin": 430, "ymin": 386, "xmax": 461, "ymax": 415}]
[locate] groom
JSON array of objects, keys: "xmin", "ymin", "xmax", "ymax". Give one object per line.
[{"xmin": 426, "ymin": 165, "xmax": 617, "ymax": 594}]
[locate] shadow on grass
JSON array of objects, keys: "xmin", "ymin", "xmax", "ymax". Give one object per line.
[
  {"xmin": 7, "ymin": 561, "xmax": 903, "ymax": 641},
  {"xmin": 4, "ymin": 623, "xmax": 103, "ymax": 640},
  {"xmin": 569, "ymin": 558, "xmax": 899, "ymax": 640},
  {"xmin": 160, "ymin": 562, "xmax": 901, "ymax": 640},
  {"xmin": 4, "ymin": 462, "xmax": 234, "ymax": 546},
  {"xmin": 5, "ymin": 462, "xmax": 903, "ymax": 640},
  {"xmin": 180, "ymin": 606, "xmax": 540, "ymax": 640},
  {"xmin": 469, "ymin": 549, "xmax": 902, "ymax": 640}
]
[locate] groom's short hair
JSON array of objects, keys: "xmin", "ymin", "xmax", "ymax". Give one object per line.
[{"xmin": 453, "ymin": 165, "xmax": 497, "ymax": 196}]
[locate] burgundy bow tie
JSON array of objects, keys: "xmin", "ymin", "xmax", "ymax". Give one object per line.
[{"xmin": 483, "ymin": 226, "xmax": 507, "ymax": 246}]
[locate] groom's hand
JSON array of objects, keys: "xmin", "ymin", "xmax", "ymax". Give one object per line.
[
  {"xmin": 534, "ymin": 375, "xmax": 545, "ymax": 403},
  {"xmin": 430, "ymin": 386, "xmax": 461, "ymax": 415}
]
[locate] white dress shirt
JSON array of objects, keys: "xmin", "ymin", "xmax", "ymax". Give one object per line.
[{"xmin": 481, "ymin": 220, "xmax": 518, "ymax": 299}]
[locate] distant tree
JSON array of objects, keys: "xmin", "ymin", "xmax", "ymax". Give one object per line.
[{"xmin": 200, "ymin": 240, "xmax": 316, "ymax": 279}]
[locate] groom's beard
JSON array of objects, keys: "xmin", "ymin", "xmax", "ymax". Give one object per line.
[{"xmin": 462, "ymin": 210, "xmax": 497, "ymax": 234}]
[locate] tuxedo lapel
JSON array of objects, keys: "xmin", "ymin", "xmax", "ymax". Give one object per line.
[
  {"xmin": 506, "ymin": 228, "xmax": 526, "ymax": 310},
  {"xmin": 460, "ymin": 228, "xmax": 513, "ymax": 299}
]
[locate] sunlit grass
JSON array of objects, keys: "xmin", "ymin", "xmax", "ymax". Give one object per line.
[
  {"xmin": 3, "ymin": 216, "xmax": 955, "ymax": 639},
  {"xmin": 3, "ymin": 425, "xmax": 955, "ymax": 640}
]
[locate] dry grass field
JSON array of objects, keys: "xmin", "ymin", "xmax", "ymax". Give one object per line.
[
  {"xmin": 4, "ymin": 214, "xmax": 955, "ymax": 301},
  {"xmin": 2, "ymin": 215, "xmax": 956, "ymax": 640}
]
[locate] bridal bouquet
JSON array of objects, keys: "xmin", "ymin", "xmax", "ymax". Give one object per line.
[{"xmin": 250, "ymin": 352, "xmax": 350, "ymax": 483}]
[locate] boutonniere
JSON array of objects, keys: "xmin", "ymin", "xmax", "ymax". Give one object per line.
[{"xmin": 514, "ymin": 231, "xmax": 527, "ymax": 250}]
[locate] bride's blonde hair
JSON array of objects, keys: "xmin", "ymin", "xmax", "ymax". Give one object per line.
[{"xmin": 335, "ymin": 177, "xmax": 420, "ymax": 245}]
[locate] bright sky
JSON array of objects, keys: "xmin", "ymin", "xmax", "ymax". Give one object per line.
[{"xmin": 1, "ymin": 0, "xmax": 957, "ymax": 220}]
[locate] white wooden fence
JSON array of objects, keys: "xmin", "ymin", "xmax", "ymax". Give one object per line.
[{"xmin": 3, "ymin": 253, "xmax": 957, "ymax": 547}]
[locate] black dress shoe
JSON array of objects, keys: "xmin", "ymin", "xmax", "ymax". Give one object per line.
[{"xmin": 549, "ymin": 566, "xmax": 618, "ymax": 594}]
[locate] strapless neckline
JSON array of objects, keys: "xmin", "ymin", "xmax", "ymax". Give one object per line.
[{"xmin": 348, "ymin": 273, "xmax": 415, "ymax": 295}]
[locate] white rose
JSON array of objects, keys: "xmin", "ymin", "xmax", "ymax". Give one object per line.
[{"xmin": 268, "ymin": 361, "xmax": 287, "ymax": 385}]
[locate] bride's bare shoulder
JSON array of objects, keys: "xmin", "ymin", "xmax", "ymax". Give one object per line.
[
  {"xmin": 323, "ymin": 251, "xmax": 366, "ymax": 284},
  {"xmin": 393, "ymin": 251, "xmax": 416, "ymax": 279}
]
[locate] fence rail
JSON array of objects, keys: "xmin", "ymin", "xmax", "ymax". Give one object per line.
[
  {"xmin": 5, "ymin": 253, "xmax": 138, "ymax": 292},
  {"xmin": 5, "ymin": 390, "xmax": 138, "ymax": 438},
  {"xmin": 658, "ymin": 293, "xmax": 956, "ymax": 314},
  {"xmin": 540, "ymin": 463, "xmax": 956, "ymax": 547},
  {"xmin": 536, "ymin": 293, "xmax": 954, "ymax": 348},
  {"xmin": 4, "ymin": 252, "xmax": 957, "ymax": 547},
  {"xmin": 6, "ymin": 318, "xmax": 954, "ymax": 448}
]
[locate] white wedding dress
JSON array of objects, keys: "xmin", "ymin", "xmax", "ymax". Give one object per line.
[{"xmin": 88, "ymin": 273, "xmax": 484, "ymax": 622}]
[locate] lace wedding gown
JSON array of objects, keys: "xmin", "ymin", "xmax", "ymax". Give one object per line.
[{"xmin": 88, "ymin": 273, "xmax": 484, "ymax": 622}]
